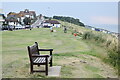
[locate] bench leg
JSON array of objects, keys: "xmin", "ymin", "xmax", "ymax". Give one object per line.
[
  {"xmin": 50, "ymin": 51, "xmax": 52, "ymax": 67},
  {"xmin": 30, "ymin": 64, "xmax": 33, "ymax": 74},
  {"xmin": 45, "ymin": 57, "xmax": 48, "ymax": 76},
  {"xmin": 45, "ymin": 63, "xmax": 48, "ymax": 75},
  {"xmin": 50, "ymin": 58, "xmax": 52, "ymax": 67}
]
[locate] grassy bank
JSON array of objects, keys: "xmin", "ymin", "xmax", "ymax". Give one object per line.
[
  {"xmin": 2, "ymin": 24, "xmax": 118, "ymax": 78},
  {"xmin": 59, "ymin": 19, "xmax": 119, "ymax": 74},
  {"xmin": 81, "ymin": 31, "xmax": 119, "ymax": 70}
]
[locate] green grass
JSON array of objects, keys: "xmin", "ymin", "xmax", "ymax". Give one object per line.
[
  {"xmin": 2, "ymin": 28, "xmax": 88, "ymax": 78},
  {"xmin": 85, "ymin": 64, "xmax": 100, "ymax": 72},
  {"xmin": 2, "ymin": 27, "xmax": 117, "ymax": 78}
]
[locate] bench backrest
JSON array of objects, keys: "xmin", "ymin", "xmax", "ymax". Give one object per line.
[{"xmin": 27, "ymin": 42, "xmax": 40, "ymax": 63}]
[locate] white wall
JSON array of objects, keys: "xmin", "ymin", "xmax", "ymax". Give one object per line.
[
  {"xmin": 43, "ymin": 23, "xmax": 52, "ymax": 26},
  {"xmin": 16, "ymin": 23, "xmax": 25, "ymax": 29},
  {"xmin": 91, "ymin": 28, "xmax": 95, "ymax": 31},
  {"xmin": 9, "ymin": 22, "xmax": 16, "ymax": 26},
  {"xmin": 43, "ymin": 23, "xmax": 60, "ymax": 28},
  {"xmin": 102, "ymin": 30, "xmax": 107, "ymax": 33},
  {"xmin": 53, "ymin": 24, "xmax": 60, "ymax": 28},
  {"xmin": 21, "ymin": 17, "xmax": 25, "ymax": 24},
  {"xmin": 25, "ymin": 15, "xmax": 30, "ymax": 17}
]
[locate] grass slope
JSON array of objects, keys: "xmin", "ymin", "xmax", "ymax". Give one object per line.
[{"xmin": 2, "ymin": 28, "xmax": 117, "ymax": 78}]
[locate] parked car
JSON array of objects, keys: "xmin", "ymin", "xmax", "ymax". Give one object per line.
[{"xmin": 2, "ymin": 25, "xmax": 14, "ymax": 31}]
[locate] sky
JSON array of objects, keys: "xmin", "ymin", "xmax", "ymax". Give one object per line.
[{"xmin": 1, "ymin": 2, "xmax": 118, "ymax": 33}]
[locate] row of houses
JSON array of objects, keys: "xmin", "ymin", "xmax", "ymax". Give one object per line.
[
  {"xmin": 31, "ymin": 14, "xmax": 61, "ymax": 28},
  {"xmin": 0, "ymin": 9, "xmax": 37, "ymax": 30},
  {"xmin": 85, "ymin": 25, "xmax": 107, "ymax": 33},
  {"xmin": 6, "ymin": 9, "xmax": 37, "ymax": 25},
  {"xmin": 85, "ymin": 25, "xmax": 119, "ymax": 38},
  {"xmin": 0, "ymin": 9, "xmax": 61, "ymax": 30}
]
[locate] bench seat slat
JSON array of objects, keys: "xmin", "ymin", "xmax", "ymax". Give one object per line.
[{"xmin": 33, "ymin": 56, "xmax": 51, "ymax": 63}]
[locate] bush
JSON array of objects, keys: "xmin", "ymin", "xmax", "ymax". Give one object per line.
[
  {"xmin": 106, "ymin": 40, "xmax": 112, "ymax": 47},
  {"xmin": 96, "ymin": 35, "xmax": 105, "ymax": 43},
  {"xmin": 53, "ymin": 16, "xmax": 85, "ymax": 27},
  {"xmin": 82, "ymin": 32, "xmax": 94, "ymax": 40},
  {"xmin": 82, "ymin": 31, "xmax": 119, "ymax": 74},
  {"xmin": 108, "ymin": 50, "xmax": 118, "ymax": 67},
  {"xmin": 82, "ymin": 31, "xmax": 105, "ymax": 43},
  {"xmin": 108, "ymin": 42, "xmax": 118, "ymax": 65}
]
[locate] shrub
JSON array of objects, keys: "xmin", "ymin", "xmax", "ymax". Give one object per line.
[
  {"xmin": 82, "ymin": 31, "xmax": 105, "ymax": 43},
  {"xmin": 82, "ymin": 31, "xmax": 119, "ymax": 74},
  {"xmin": 107, "ymin": 40, "xmax": 120, "ymax": 67},
  {"xmin": 108, "ymin": 50, "xmax": 118, "ymax": 67},
  {"xmin": 106, "ymin": 40, "xmax": 112, "ymax": 47},
  {"xmin": 94, "ymin": 34, "xmax": 105, "ymax": 43},
  {"xmin": 82, "ymin": 31, "xmax": 94, "ymax": 40}
]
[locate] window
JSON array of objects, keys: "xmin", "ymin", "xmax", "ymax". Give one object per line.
[{"xmin": 24, "ymin": 9, "xmax": 29, "ymax": 13}]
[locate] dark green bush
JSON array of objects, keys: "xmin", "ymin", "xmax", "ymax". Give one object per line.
[
  {"xmin": 108, "ymin": 51, "xmax": 118, "ymax": 67},
  {"xmin": 82, "ymin": 32, "xmax": 94, "ymax": 40},
  {"xmin": 82, "ymin": 31, "xmax": 105, "ymax": 43}
]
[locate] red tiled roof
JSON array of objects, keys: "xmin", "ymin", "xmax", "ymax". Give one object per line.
[{"xmin": 18, "ymin": 10, "xmax": 36, "ymax": 17}]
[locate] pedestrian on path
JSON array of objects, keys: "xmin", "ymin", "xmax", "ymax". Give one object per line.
[
  {"xmin": 64, "ymin": 26, "xmax": 67, "ymax": 33},
  {"xmin": 50, "ymin": 26, "xmax": 53, "ymax": 32},
  {"xmin": 74, "ymin": 33, "xmax": 77, "ymax": 37}
]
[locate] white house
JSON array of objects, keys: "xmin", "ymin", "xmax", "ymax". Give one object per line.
[
  {"xmin": 6, "ymin": 15, "xmax": 18, "ymax": 26},
  {"xmin": 18, "ymin": 9, "xmax": 37, "ymax": 24},
  {"xmin": 43, "ymin": 20, "xmax": 60, "ymax": 28},
  {"xmin": 91, "ymin": 27, "xmax": 95, "ymax": 31},
  {"xmin": 102, "ymin": 30, "xmax": 108, "ymax": 33}
]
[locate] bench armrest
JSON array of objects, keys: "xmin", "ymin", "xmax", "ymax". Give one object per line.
[
  {"xmin": 38, "ymin": 49, "xmax": 53, "ymax": 56},
  {"xmin": 32, "ymin": 54, "xmax": 49, "ymax": 57},
  {"xmin": 38, "ymin": 49, "xmax": 53, "ymax": 51}
]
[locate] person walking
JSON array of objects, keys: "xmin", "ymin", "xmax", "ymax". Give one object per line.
[
  {"xmin": 74, "ymin": 33, "xmax": 77, "ymax": 37},
  {"xmin": 50, "ymin": 26, "xmax": 53, "ymax": 32},
  {"xmin": 73, "ymin": 30, "xmax": 77, "ymax": 37},
  {"xmin": 64, "ymin": 26, "xmax": 67, "ymax": 33}
]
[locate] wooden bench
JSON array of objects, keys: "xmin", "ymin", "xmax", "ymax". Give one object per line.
[{"xmin": 27, "ymin": 42, "xmax": 53, "ymax": 75}]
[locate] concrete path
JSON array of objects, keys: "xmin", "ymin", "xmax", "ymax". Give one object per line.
[{"xmin": 48, "ymin": 66, "xmax": 61, "ymax": 77}]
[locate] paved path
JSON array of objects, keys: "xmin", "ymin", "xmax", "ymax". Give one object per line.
[
  {"xmin": 31, "ymin": 17, "xmax": 44, "ymax": 28},
  {"xmin": 48, "ymin": 66, "xmax": 61, "ymax": 77}
]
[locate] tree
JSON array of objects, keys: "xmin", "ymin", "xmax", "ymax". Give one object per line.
[
  {"xmin": 23, "ymin": 17, "xmax": 31, "ymax": 25},
  {"xmin": 53, "ymin": 16, "xmax": 85, "ymax": 27}
]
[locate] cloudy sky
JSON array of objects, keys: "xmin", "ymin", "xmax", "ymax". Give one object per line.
[{"xmin": 2, "ymin": 2, "xmax": 118, "ymax": 32}]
